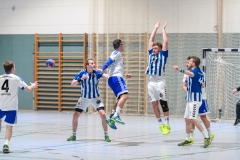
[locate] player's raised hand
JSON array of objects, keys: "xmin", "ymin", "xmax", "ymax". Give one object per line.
[
  {"xmin": 126, "ymin": 73, "xmax": 132, "ymax": 79},
  {"xmin": 96, "ymin": 68, "xmax": 103, "ymax": 73},
  {"xmin": 172, "ymin": 65, "xmax": 180, "ymax": 71},
  {"xmin": 232, "ymin": 89, "xmax": 237, "ymax": 94},
  {"xmin": 81, "ymin": 74, "xmax": 88, "ymax": 80},
  {"xmin": 154, "ymin": 21, "xmax": 160, "ymax": 29},
  {"xmin": 30, "ymin": 81, "xmax": 38, "ymax": 88},
  {"xmin": 162, "ymin": 21, "xmax": 168, "ymax": 29}
]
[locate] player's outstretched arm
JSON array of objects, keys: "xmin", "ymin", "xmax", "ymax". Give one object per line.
[
  {"xmin": 71, "ymin": 74, "xmax": 88, "ymax": 86},
  {"xmin": 232, "ymin": 86, "xmax": 240, "ymax": 94},
  {"xmin": 172, "ymin": 65, "xmax": 194, "ymax": 77},
  {"xmin": 148, "ymin": 21, "xmax": 160, "ymax": 50},
  {"xmin": 162, "ymin": 22, "xmax": 168, "ymax": 51},
  {"xmin": 25, "ymin": 81, "xmax": 38, "ymax": 92}
]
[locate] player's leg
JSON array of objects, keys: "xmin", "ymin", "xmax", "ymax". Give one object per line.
[
  {"xmin": 188, "ymin": 101, "xmax": 210, "ymax": 148},
  {"xmin": 234, "ymin": 100, "xmax": 240, "ymax": 126},
  {"xmin": 67, "ymin": 97, "xmax": 88, "ymax": 141},
  {"xmin": 97, "ymin": 107, "xmax": 111, "ymax": 142},
  {"xmin": 2, "ymin": 110, "xmax": 17, "ymax": 153}
]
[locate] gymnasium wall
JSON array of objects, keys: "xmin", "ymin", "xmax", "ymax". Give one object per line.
[{"xmin": 0, "ymin": 0, "xmax": 240, "ymax": 111}]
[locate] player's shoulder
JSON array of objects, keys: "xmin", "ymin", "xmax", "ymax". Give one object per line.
[
  {"xmin": 78, "ymin": 69, "xmax": 87, "ymax": 74},
  {"xmin": 111, "ymin": 50, "xmax": 120, "ymax": 55}
]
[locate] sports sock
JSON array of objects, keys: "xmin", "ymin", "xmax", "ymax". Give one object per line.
[
  {"xmin": 165, "ymin": 116, "xmax": 169, "ymax": 125},
  {"xmin": 201, "ymin": 131, "xmax": 208, "ymax": 139},
  {"xmin": 104, "ymin": 131, "xmax": 108, "ymax": 136},
  {"xmin": 185, "ymin": 134, "xmax": 190, "ymax": 141},
  {"xmin": 114, "ymin": 107, "xmax": 121, "ymax": 117},
  {"xmin": 190, "ymin": 129, "xmax": 195, "ymax": 138},
  {"xmin": 157, "ymin": 118, "xmax": 162, "ymax": 125},
  {"xmin": 207, "ymin": 127, "xmax": 212, "ymax": 137},
  {"xmin": 72, "ymin": 132, "xmax": 76, "ymax": 136},
  {"xmin": 110, "ymin": 110, "xmax": 115, "ymax": 118},
  {"xmin": 4, "ymin": 140, "xmax": 9, "ymax": 145}
]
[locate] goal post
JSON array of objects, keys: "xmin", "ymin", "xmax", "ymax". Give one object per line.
[{"xmin": 203, "ymin": 48, "xmax": 240, "ymax": 122}]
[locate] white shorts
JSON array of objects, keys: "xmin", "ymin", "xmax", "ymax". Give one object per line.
[
  {"xmin": 148, "ymin": 79, "xmax": 167, "ymax": 102},
  {"xmin": 184, "ymin": 101, "xmax": 202, "ymax": 119},
  {"xmin": 75, "ymin": 97, "xmax": 104, "ymax": 111}
]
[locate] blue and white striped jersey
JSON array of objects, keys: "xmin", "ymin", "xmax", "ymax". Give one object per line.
[
  {"xmin": 186, "ymin": 67, "xmax": 204, "ymax": 102},
  {"xmin": 145, "ymin": 49, "xmax": 168, "ymax": 76},
  {"xmin": 74, "ymin": 70, "xmax": 104, "ymax": 99}
]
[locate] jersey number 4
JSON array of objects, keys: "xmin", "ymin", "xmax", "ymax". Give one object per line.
[{"xmin": 1, "ymin": 79, "xmax": 9, "ymax": 92}]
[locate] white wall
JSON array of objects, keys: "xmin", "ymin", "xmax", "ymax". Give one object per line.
[{"xmin": 0, "ymin": 0, "xmax": 239, "ymax": 34}]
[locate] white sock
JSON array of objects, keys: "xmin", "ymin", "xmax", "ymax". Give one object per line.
[
  {"xmin": 190, "ymin": 129, "xmax": 195, "ymax": 138},
  {"xmin": 104, "ymin": 131, "xmax": 108, "ymax": 136},
  {"xmin": 72, "ymin": 132, "xmax": 76, "ymax": 136},
  {"xmin": 114, "ymin": 107, "xmax": 121, "ymax": 117},
  {"xmin": 165, "ymin": 116, "xmax": 169, "ymax": 125},
  {"xmin": 4, "ymin": 140, "xmax": 9, "ymax": 145},
  {"xmin": 207, "ymin": 127, "xmax": 212, "ymax": 137},
  {"xmin": 157, "ymin": 118, "xmax": 162, "ymax": 125},
  {"xmin": 185, "ymin": 134, "xmax": 190, "ymax": 141},
  {"xmin": 201, "ymin": 131, "xmax": 208, "ymax": 139}
]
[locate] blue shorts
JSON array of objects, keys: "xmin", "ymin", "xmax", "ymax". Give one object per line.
[
  {"xmin": 108, "ymin": 76, "xmax": 128, "ymax": 99},
  {"xmin": 199, "ymin": 99, "xmax": 210, "ymax": 115},
  {"xmin": 0, "ymin": 110, "xmax": 17, "ymax": 125}
]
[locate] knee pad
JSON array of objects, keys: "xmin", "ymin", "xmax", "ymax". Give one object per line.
[
  {"xmin": 160, "ymin": 100, "xmax": 169, "ymax": 112},
  {"xmin": 97, "ymin": 107, "xmax": 105, "ymax": 111},
  {"xmin": 75, "ymin": 108, "xmax": 83, "ymax": 113}
]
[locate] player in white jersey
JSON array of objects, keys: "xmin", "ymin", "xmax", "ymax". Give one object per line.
[
  {"xmin": 97, "ymin": 39, "xmax": 131, "ymax": 130},
  {"xmin": 182, "ymin": 56, "xmax": 214, "ymax": 144},
  {"xmin": 172, "ymin": 56, "xmax": 211, "ymax": 148},
  {"xmin": 146, "ymin": 21, "xmax": 170, "ymax": 135},
  {"xmin": 0, "ymin": 61, "xmax": 38, "ymax": 153},
  {"xmin": 66, "ymin": 58, "xmax": 111, "ymax": 142}
]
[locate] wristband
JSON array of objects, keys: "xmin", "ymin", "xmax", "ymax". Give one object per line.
[{"xmin": 180, "ymin": 69, "xmax": 185, "ymax": 73}]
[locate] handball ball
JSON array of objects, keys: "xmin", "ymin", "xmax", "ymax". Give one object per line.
[{"xmin": 46, "ymin": 59, "xmax": 55, "ymax": 68}]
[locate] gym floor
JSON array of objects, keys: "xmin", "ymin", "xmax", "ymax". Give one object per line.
[{"xmin": 0, "ymin": 110, "xmax": 239, "ymax": 160}]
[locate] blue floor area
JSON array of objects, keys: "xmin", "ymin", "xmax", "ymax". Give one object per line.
[{"xmin": 0, "ymin": 110, "xmax": 240, "ymax": 160}]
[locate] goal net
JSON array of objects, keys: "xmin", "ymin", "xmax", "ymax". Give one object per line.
[{"xmin": 204, "ymin": 48, "xmax": 240, "ymax": 122}]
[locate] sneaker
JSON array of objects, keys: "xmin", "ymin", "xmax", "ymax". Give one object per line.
[
  {"xmin": 3, "ymin": 144, "xmax": 9, "ymax": 153},
  {"xmin": 111, "ymin": 116, "xmax": 125, "ymax": 125},
  {"xmin": 165, "ymin": 125, "xmax": 171, "ymax": 134},
  {"xmin": 234, "ymin": 119, "xmax": 240, "ymax": 126},
  {"xmin": 67, "ymin": 135, "xmax": 76, "ymax": 141},
  {"xmin": 189, "ymin": 137, "xmax": 194, "ymax": 144},
  {"xmin": 178, "ymin": 139, "xmax": 193, "ymax": 146},
  {"xmin": 204, "ymin": 138, "xmax": 211, "ymax": 148},
  {"xmin": 105, "ymin": 135, "xmax": 111, "ymax": 142},
  {"xmin": 106, "ymin": 118, "xmax": 117, "ymax": 130},
  {"xmin": 210, "ymin": 134, "xmax": 215, "ymax": 144},
  {"xmin": 159, "ymin": 124, "xmax": 169, "ymax": 135}
]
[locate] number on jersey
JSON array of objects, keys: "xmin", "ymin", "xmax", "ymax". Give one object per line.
[{"xmin": 1, "ymin": 79, "xmax": 9, "ymax": 92}]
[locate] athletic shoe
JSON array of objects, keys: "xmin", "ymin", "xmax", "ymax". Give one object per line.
[
  {"xmin": 234, "ymin": 119, "xmax": 240, "ymax": 126},
  {"xmin": 105, "ymin": 135, "xmax": 111, "ymax": 142},
  {"xmin": 178, "ymin": 139, "xmax": 194, "ymax": 146},
  {"xmin": 210, "ymin": 134, "xmax": 215, "ymax": 144},
  {"xmin": 67, "ymin": 135, "xmax": 76, "ymax": 141},
  {"xmin": 111, "ymin": 116, "xmax": 125, "ymax": 125},
  {"xmin": 106, "ymin": 118, "xmax": 117, "ymax": 130},
  {"xmin": 189, "ymin": 137, "xmax": 194, "ymax": 144},
  {"xmin": 165, "ymin": 125, "xmax": 171, "ymax": 134},
  {"xmin": 3, "ymin": 144, "xmax": 9, "ymax": 153},
  {"xmin": 204, "ymin": 138, "xmax": 211, "ymax": 148},
  {"xmin": 159, "ymin": 124, "xmax": 169, "ymax": 135}
]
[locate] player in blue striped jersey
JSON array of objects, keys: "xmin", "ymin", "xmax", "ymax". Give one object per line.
[
  {"xmin": 182, "ymin": 56, "xmax": 214, "ymax": 145},
  {"xmin": 97, "ymin": 39, "xmax": 132, "ymax": 130},
  {"xmin": 172, "ymin": 56, "xmax": 211, "ymax": 148},
  {"xmin": 67, "ymin": 58, "xmax": 111, "ymax": 142},
  {"xmin": 0, "ymin": 61, "xmax": 38, "ymax": 153},
  {"xmin": 146, "ymin": 21, "xmax": 170, "ymax": 135}
]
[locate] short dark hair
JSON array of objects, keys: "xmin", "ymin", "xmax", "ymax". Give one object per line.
[
  {"xmin": 191, "ymin": 56, "xmax": 201, "ymax": 67},
  {"xmin": 113, "ymin": 39, "xmax": 122, "ymax": 49},
  {"xmin": 3, "ymin": 61, "xmax": 14, "ymax": 72},
  {"xmin": 187, "ymin": 56, "xmax": 192, "ymax": 60}
]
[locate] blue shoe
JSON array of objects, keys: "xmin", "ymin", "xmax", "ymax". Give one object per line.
[
  {"xmin": 111, "ymin": 116, "xmax": 125, "ymax": 125},
  {"xmin": 106, "ymin": 118, "xmax": 117, "ymax": 130}
]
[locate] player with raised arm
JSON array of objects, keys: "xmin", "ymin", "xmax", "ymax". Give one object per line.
[
  {"xmin": 97, "ymin": 39, "xmax": 131, "ymax": 130},
  {"xmin": 0, "ymin": 61, "xmax": 38, "ymax": 153},
  {"xmin": 182, "ymin": 57, "xmax": 214, "ymax": 144},
  {"xmin": 172, "ymin": 56, "xmax": 211, "ymax": 148},
  {"xmin": 146, "ymin": 21, "xmax": 170, "ymax": 135},
  {"xmin": 232, "ymin": 87, "xmax": 240, "ymax": 125},
  {"xmin": 66, "ymin": 58, "xmax": 111, "ymax": 142}
]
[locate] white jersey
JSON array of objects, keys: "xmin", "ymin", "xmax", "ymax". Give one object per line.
[
  {"xmin": 0, "ymin": 73, "xmax": 28, "ymax": 111},
  {"xmin": 108, "ymin": 50, "xmax": 124, "ymax": 77},
  {"xmin": 183, "ymin": 73, "xmax": 207, "ymax": 99}
]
